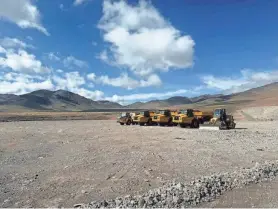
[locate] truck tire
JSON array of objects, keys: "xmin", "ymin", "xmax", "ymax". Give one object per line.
[
  {"xmin": 120, "ymin": 123, "xmax": 124, "ymax": 125},
  {"xmin": 191, "ymin": 119, "xmax": 199, "ymax": 128},
  {"xmin": 126, "ymin": 120, "xmax": 131, "ymax": 125},
  {"xmin": 139, "ymin": 123, "xmax": 144, "ymax": 126}
]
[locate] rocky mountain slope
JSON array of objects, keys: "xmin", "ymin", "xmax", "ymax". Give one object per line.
[{"xmin": 0, "ymin": 90, "xmax": 122, "ymax": 111}]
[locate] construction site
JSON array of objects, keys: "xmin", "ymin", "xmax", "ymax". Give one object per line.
[{"xmin": 1, "ymin": 106, "xmax": 278, "ymax": 208}]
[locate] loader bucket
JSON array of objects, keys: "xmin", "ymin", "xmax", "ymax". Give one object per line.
[{"xmin": 199, "ymin": 125, "xmax": 220, "ymax": 130}]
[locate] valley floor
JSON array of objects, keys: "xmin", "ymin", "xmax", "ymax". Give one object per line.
[{"xmin": 0, "ymin": 120, "xmax": 278, "ymax": 207}]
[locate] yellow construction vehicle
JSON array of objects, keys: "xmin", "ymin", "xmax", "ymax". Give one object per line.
[
  {"xmin": 171, "ymin": 110, "xmax": 180, "ymax": 126},
  {"xmin": 193, "ymin": 109, "xmax": 213, "ymax": 124},
  {"xmin": 199, "ymin": 108, "xmax": 236, "ymax": 130},
  {"xmin": 152, "ymin": 109, "xmax": 173, "ymax": 126},
  {"xmin": 133, "ymin": 110, "xmax": 155, "ymax": 126},
  {"xmin": 117, "ymin": 112, "xmax": 132, "ymax": 125},
  {"xmin": 172, "ymin": 109, "xmax": 200, "ymax": 128}
]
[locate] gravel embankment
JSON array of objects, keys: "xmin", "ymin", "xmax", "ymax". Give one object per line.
[
  {"xmin": 241, "ymin": 106, "xmax": 278, "ymax": 121},
  {"xmin": 83, "ymin": 161, "xmax": 278, "ymax": 208}
]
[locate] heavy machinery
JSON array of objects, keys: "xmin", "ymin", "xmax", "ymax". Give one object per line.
[
  {"xmin": 172, "ymin": 109, "xmax": 200, "ymax": 128},
  {"xmin": 199, "ymin": 108, "xmax": 236, "ymax": 130},
  {"xmin": 152, "ymin": 109, "xmax": 173, "ymax": 126},
  {"xmin": 117, "ymin": 112, "xmax": 133, "ymax": 125},
  {"xmin": 133, "ymin": 111, "xmax": 155, "ymax": 126},
  {"xmin": 171, "ymin": 110, "xmax": 179, "ymax": 126},
  {"xmin": 193, "ymin": 109, "xmax": 214, "ymax": 124}
]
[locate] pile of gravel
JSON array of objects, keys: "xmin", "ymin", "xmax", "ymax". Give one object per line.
[{"xmin": 78, "ymin": 161, "xmax": 278, "ymax": 208}]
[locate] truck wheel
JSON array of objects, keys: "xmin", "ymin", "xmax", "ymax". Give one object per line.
[
  {"xmin": 159, "ymin": 123, "xmax": 164, "ymax": 126},
  {"xmin": 120, "ymin": 123, "xmax": 124, "ymax": 125},
  {"xmin": 191, "ymin": 119, "xmax": 199, "ymax": 128},
  {"xmin": 139, "ymin": 123, "xmax": 144, "ymax": 126},
  {"xmin": 146, "ymin": 119, "xmax": 152, "ymax": 126},
  {"xmin": 180, "ymin": 124, "xmax": 186, "ymax": 128},
  {"xmin": 126, "ymin": 120, "xmax": 131, "ymax": 125}
]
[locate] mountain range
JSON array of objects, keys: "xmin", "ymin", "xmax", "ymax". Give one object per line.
[{"xmin": 0, "ymin": 82, "xmax": 277, "ymax": 112}]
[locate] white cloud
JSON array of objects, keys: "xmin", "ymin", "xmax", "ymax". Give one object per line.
[
  {"xmin": 98, "ymin": 0, "xmax": 195, "ymax": 77},
  {"xmin": 52, "ymin": 71, "xmax": 104, "ymax": 100},
  {"xmin": 63, "ymin": 56, "xmax": 88, "ymax": 69},
  {"xmin": 0, "ymin": 37, "xmax": 34, "ymax": 49},
  {"xmin": 105, "ymin": 89, "xmax": 189, "ymax": 103},
  {"xmin": 0, "ymin": 72, "xmax": 54, "ymax": 94},
  {"xmin": 202, "ymin": 69, "xmax": 278, "ymax": 94},
  {"xmin": 73, "ymin": 0, "xmax": 90, "ymax": 6},
  {"xmin": 97, "ymin": 73, "xmax": 161, "ymax": 89},
  {"xmin": 0, "ymin": 49, "xmax": 50, "ymax": 74},
  {"xmin": 26, "ymin": 36, "xmax": 33, "ymax": 41},
  {"xmin": 0, "ymin": 46, "xmax": 6, "ymax": 54},
  {"xmin": 87, "ymin": 73, "xmax": 96, "ymax": 81},
  {"xmin": 56, "ymin": 69, "xmax": 63, "ymax": 73},
  {"xmin": 48, "ymin": 52, "xmax": 60, "ymax": 61},
  {"xmin": 0, "ymin": 0, "xmax": 49, "ymax": 35}
]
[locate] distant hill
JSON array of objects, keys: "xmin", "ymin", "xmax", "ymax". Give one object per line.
[
  {"xmin": 0, "ymin": 90, "xmax": 122, "ymax": 111},
  {"xmin": 128, "ymin": 82, "xmax": 278, "ymax": 110},
  {"xmin": 1, "ymin": 82, "xmax": 277, "ymax": 112}
]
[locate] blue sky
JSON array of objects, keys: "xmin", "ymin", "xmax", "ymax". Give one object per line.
[{"xmin": 0, "ymin": 0, "xmax": 278, "ymax": 104}]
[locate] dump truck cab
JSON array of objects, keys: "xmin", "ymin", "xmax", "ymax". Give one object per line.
[
  {"xmin": 152, "ymin": 109, "xmax": 172, "ymax": 126},
  {"xmin": 193, "ymin": 109, "xmax": 213, "ymax": 124},
  {"xmin": 173, "ymin": 109, "xmax": 199, "ymax": 128},
  {"xmin": 133, "ymin": 110, "xmax": 154, "ymax": 126},
  {"xmin": 117, "ymin": 112, "xmax": 132, "ymax": 125}
]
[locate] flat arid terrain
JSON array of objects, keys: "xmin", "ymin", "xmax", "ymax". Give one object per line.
[{"xmin": 1, "ymin": 119, "xmax": 278, "ymax": 207}]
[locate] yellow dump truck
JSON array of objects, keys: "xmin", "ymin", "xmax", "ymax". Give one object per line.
[
  {"xmin": 133, "ymin": 110, "xmax": 155, "ymax": 126},
  {"xmin": 171, "ymin": 110, "xmax": 179, "ymax": 126},
  {"xmin": 172, "ymin": 109, "xmax": 200, "ymax": 128},
  {"xmin": 152, "ymin": 109, "xmax": 173, "ymax": 126},
  {"xmin": 193, "ymin": 109, "xmax": 213, "ymax": 124}
]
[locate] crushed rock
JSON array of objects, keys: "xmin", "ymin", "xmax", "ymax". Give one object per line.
[{"xmin": 79, "ymin": 161, "xmax": 278, "ymax": 208}]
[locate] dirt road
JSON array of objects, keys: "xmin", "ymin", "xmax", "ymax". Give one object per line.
[{"xmin": 0, "ymin": 120, "xmax": 278, "ymax": 207}]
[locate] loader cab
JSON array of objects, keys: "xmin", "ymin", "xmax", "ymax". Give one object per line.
[
  {"xmin": 213, "ymin": 109, "xmax": 221, "ymax": 118},
  {"xmin": 213, "ymin": 108, "xmax": 226, "ymax": 118}
]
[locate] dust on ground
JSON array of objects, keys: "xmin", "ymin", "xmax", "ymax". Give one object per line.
[{"xmin": 0, "ymin": 120, "xmax": 278, "ymax": 207}]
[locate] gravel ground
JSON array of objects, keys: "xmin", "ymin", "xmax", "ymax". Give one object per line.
[
  {"xmin": 241, "ymin": 106, "xmax": 278, "ymax": 121},
  {"xmin": 1, "ymin": 120, "xmax": 278, "ymax": 207}
]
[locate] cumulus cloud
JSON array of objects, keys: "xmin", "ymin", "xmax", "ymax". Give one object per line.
[
  {"xmin": 0, "ymin": 49, "xmax": 50, "ymax": 74},
  {"xmin": 202, "ymin": 69, "xmax": 278, "ymax": 94},
  {"xmin": 87, "ymin": 73, "xmax": 96, "ymax": 81},
  {"xmin": 52, "ymin": 71, "xmax": 103, "ymax": 100},
  {"xmin": 105, "ymin": 89, "xmax": 189, "ymax": 103},
  {"xmin": 97, "ymin": 73, "xmax": 161, "ymax": 89},
  {"xmin": 73, "ymin": 0, "xmax": 90, "ymax": 6},
  {"xmin": 0, "ymin": 72, "xmax": 54, "ymax": 94},
  {"xmin": 63, "ymin": 56, "xmax": 88, "ymax": 69},
  {"xmin": 98, "ymin": 0, "xmax": 195, "ymax": 77},
  {"xmin": 0, "ymin": 0, "xmax": 49, "ymax": 35},
  {"xmin": 0, "ymin": 37, "xmax": 34, "ymax": 49}
]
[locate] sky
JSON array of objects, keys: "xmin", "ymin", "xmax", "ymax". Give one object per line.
[{"xmin": 0, "ymin": 0, "xmax": 278, "ymax": 104}]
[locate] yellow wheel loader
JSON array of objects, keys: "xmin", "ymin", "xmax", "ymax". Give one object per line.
[
  {"xmin": 172, "ymin": 109, "xmax": 200, "ymax": 128},
  {"xmin": 117, "ymin": 112, "xmax": 132, "ymax": 125},
  {"xmin": 152, "ymin": 110, "xmax": 173, "ymax": 126},
  {"xmin": 133, "ymin": 111, "xmax": 155, "ymax": 126},
  {"xmin": 199, "ymin": 108, "xmax": 236, "ymax": 130}
]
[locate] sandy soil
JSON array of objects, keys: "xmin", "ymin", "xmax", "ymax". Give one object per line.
[{"xmin": 0, "ymin": 120, "xmax": 278, "ymax": 207}]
